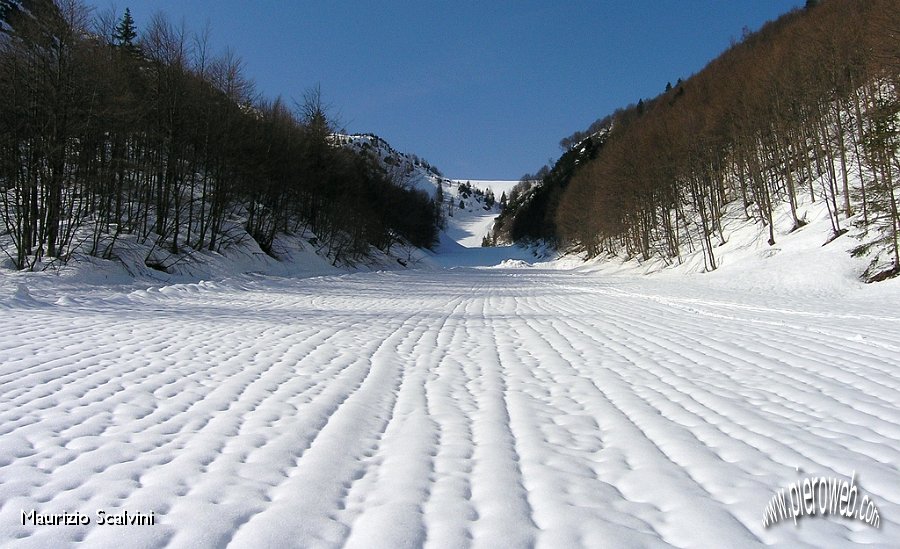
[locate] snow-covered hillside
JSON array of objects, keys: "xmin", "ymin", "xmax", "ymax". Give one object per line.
[
  {"xmin": 445, "ymin": 180, "xmax": 519, "ymax": 248},
  {"xmin": 338, "ymin": 134, "xmax": 514, "ymax": 251}
]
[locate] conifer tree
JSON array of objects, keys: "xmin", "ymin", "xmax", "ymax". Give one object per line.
[{"xmin": 114, "ymin": 8, "xmax": 136, "ymax": 47}]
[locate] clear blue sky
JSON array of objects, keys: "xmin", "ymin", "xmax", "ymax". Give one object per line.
[{"xmin": 84, "ymin": 1, "xmax": 803, "ymax": 180}]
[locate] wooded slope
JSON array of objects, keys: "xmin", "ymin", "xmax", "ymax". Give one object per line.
[
  {"xmin": 0, "ymin": 1, "xmax": 440, "ymax": 272},
  {"xmin": 502, "ymin": 0, "xmax": 900, "ymax": 280}
]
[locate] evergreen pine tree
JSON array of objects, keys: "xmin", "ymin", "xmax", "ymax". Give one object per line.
[{"xmin": 114, "ymin": 8, "xmax": 137, "ymax": 48}]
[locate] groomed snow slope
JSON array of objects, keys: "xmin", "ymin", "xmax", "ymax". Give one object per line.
[{"xmin": 1, "ymin": 263, "xmax": 898, "ymax": 547}]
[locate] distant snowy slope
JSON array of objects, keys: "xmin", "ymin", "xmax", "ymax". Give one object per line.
[
  {"xmin": 447, "ymin": 180, "xmax": 518, "ymax": 248},
  {"xmin": 337, "ymin": 134, "xmax": 444, "ymax": 196},
  {"xmin": 337, "ymin": 134, "xmax": 516, "ymax": 251}
]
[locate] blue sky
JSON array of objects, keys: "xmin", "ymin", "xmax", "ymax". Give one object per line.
[{"xmin": 84, "ymin": 1, "xmax": 803, "ymax": 180}]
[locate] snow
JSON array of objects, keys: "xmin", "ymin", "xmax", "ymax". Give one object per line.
[
  {"xmin": 2, "ymin": 179, "xmax": 899, "ymax": 547},
  {"xmin": 428, "ymin": 232, "xmax": 534, "ymax": 269},
  {"xmin": 454, "ymin": 180, "xmax": 521, "ymax": 198},
  {"xmin": 443, "ymin": 180, "xmax": 518, "ymax": 248},
  {"xmin": 337, "ymin": 136, "xmax": 515, "ymax": 251}
]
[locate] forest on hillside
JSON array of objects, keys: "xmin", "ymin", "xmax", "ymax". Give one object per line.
[
  {"xmin": 494, "ymin": 0, "xmax": 900, "ymax": 281},
  {"xmin": 0, "ymin": 0, "xmax": 440, "ymax": 272}
]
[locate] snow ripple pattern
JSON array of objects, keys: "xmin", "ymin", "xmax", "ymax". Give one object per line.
[{"xmin": 0, "ymin": 270, "xmax": 898, "ymax": 548}]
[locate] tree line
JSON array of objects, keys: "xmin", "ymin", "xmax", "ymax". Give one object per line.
[
  {"xmin": 0, "ymin": 0, "xmax": 439, "ymax": 271},
  {"xmin": 497, "ymin": 0, "xmax": 899, "ymax": 280}
]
